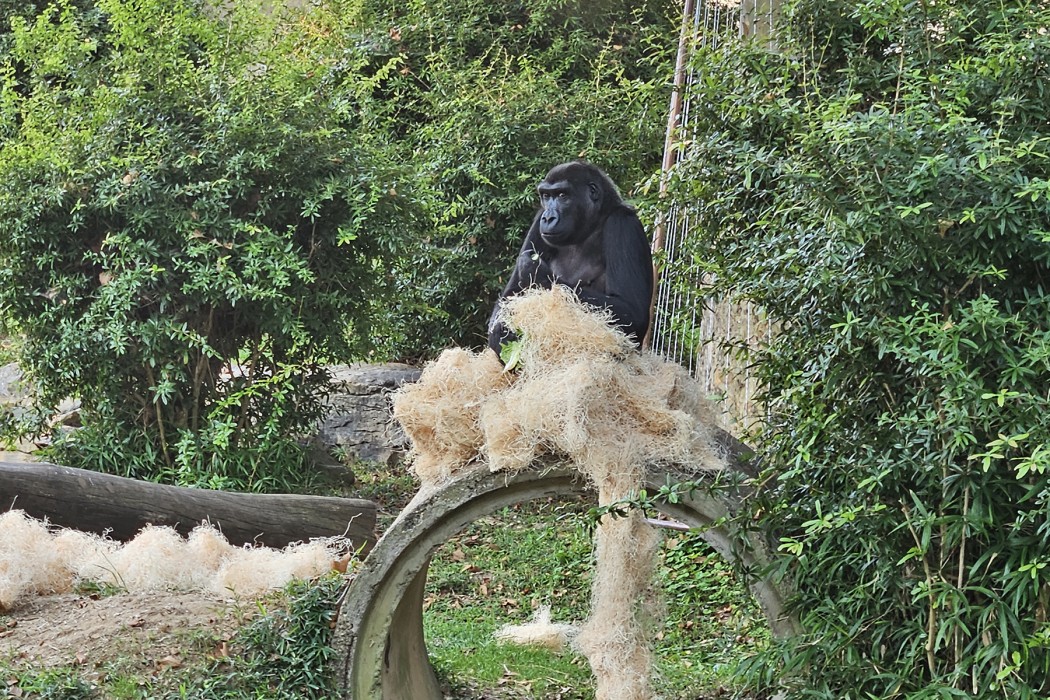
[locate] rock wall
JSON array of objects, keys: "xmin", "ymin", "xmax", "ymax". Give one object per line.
[{"xmin": 315, "ymin": 363, "xmax": 421, "ymax": 466}]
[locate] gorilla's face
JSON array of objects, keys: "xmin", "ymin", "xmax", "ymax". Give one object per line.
[{"xmin": 536, "ymin": 168, "xmax": 602, "ymax": 245}]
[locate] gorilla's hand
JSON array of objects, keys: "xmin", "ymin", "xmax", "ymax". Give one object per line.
[{"xmin": 514, "ymin": 246, "xmax": 554, "ymax": 289}]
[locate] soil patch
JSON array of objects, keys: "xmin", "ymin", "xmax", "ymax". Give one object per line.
[{"xmin": 0, "ymin": 591, "xmax": 242, "ymax": 677}]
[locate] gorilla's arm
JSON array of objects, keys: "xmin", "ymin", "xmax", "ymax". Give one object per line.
[
  {"xmin": 487, "ymin": 214, "xmax": 553, "ymax": 353},
  {"xmin": 574, "ymin": 208, "xmax": 654, "ymax": 345}
]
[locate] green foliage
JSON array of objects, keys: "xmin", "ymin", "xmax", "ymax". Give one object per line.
[
  {"xmin": 0, "ymin": 666, "xmax": 96, "ymax": 699},
  {"xmin": 498, "ymin": 337, "xmax": 524, "ymax": 371},
  {"xmin": 182, "ymin": 574, "xmax": 345, "ymax": 699},
  {"xmin": 352, "ymin": 0, "xmax": 676, "ymax": 357},
  {"xmin": 0, "ymin": 325, "xmax": 18, "ymax": 366},
  {"xmin": 667, "ymin": 0, "xmax": 1050, "ymax": 697},
  {"xmin": 0, "ymin": 0, "xmax": 96, "ymax": 58},
  {"xmin": 0, "ymin": 0, "xmax": 686, "ymax": 481},
  {"xmin": 0, "ymin": 0, "xmax": 422, "ymax": 486}
]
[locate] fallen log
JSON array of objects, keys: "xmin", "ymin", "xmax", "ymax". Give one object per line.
[{"xmin": 0, "ymin": 460, "xmax": 376, "ymax": 551}]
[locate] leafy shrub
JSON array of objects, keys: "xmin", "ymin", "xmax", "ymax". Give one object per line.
[
  {"xmin": 0, "ymin": 0, "xmax": 673, "ymax": 479},
  {"xmin": 0, "ymin": 0, "xmax": 422, "ymax": 487},
  {"xmin": 666, "ymin": 0, "xmax": 1050, "ymax": 697},
  {"xmin": 353, "ymin": 0, "xmax": 676, "ymax": 357}
]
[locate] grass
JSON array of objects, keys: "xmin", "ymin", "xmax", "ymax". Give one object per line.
[
  {"xmin": 1, "ymin": 667, "xmax": 96, "ymax": 699},
  {"xmin": 425, "ymin": 500, "xmax": 595, "ymax": 698},
  {"xmin": 423, "ymin": 496, "xmax": 770, "ymax": 699},
  {"xmin": 655, "ymin": 531, "xmax": 770, "ymax": 693},
  {"xmin": 0, "ymin": 464, "xmax": 768, "ymax": 699}
]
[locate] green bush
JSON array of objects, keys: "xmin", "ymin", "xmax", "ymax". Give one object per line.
[
  {"xmin": 666, "ymin": 0, "xmax": 1050, "ymax": 697},
  {"xmin": 0, "ymin": 0, "xmax": 422, "ymax": 487},
  {"xmin": 353, "ymin": 0, "xmax": 676, "ymax": 357}
]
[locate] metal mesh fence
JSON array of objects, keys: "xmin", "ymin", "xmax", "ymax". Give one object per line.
[{"xmin": 648, "ymin": 0, "xmax": 777, "ymax": 432}]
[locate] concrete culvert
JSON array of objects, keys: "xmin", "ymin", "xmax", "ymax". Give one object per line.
[{"xmin": 330, "ymin": 446, "xmax": 797, "ymax": 699}]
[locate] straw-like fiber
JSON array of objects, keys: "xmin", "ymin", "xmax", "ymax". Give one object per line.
[
  {"xmin": 493, "ymin": 604, "xmax": 577, "ymax": 651},
  {"xmin": 0, "ymin": 513, "xmax": 348, "ymax": 608},
  {"xmin": 392, "ymin": 287, "xmax": 727, "ymax": 699}
]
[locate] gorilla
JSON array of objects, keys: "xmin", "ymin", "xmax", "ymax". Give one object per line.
[{"xmin": 487, "ymin": 161, "xmax": 654, "ymax": 354}]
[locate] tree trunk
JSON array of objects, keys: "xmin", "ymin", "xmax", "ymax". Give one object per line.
[{"xmin": 0, "ymin": 460, "xmax": 375, "ymax": 551}]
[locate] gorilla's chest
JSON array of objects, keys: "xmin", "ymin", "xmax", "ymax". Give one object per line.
[{"xmin": 550, "ymin": 246, "xmax": 607, "ymax": 291}]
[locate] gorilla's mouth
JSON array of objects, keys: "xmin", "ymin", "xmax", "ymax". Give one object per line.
[{"xmin": 539, "ymin": 229, "xmax": 570, "ymax": 244}]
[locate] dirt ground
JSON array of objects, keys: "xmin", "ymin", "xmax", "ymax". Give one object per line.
[{"xmin": 0, "ymin": 590, "xmax": 243, "ymax": 678}]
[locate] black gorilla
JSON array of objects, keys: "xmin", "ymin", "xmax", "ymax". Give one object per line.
[{"xmin": 487, "ymin": 161, "xmax": 654, "ymax": 354}]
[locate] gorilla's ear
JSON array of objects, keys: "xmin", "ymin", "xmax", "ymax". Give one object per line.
[{"xmin": 587, "ymin": 181, "xmax": 602, "ymax": 205}]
